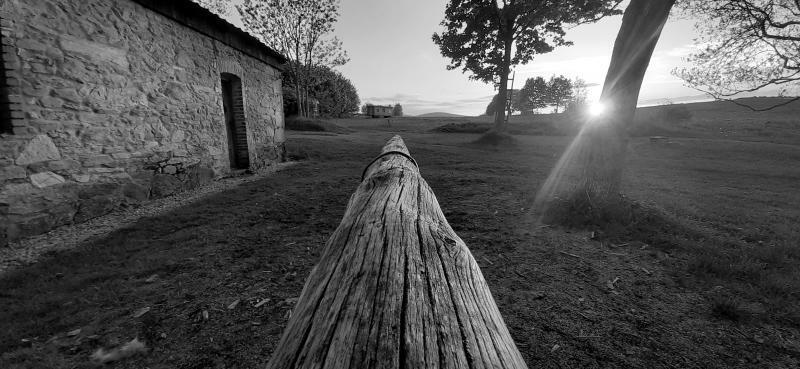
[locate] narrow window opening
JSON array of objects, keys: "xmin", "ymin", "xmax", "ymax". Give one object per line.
[{"xmin": 220, "ymin": 73, "xmax": 249, "ymax": 169}]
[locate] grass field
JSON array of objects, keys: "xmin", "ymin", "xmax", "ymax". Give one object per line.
[{"xmin": 1, "ymin": 99, "xmax": 799, "ymax": 368}]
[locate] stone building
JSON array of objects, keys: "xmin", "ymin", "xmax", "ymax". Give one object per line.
[{"xmin": 0, "ymin": 0, "xmax": 287, "ymax": 245}]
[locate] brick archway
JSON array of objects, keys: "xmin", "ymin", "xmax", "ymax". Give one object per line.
[{"xmin": 217, "ymin": 59, "xmax": 245, "ymax": 81}]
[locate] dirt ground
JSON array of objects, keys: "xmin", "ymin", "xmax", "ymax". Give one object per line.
[{"xmin": 1, "ymin": 116, "xmax": 799, "ymax": 368}]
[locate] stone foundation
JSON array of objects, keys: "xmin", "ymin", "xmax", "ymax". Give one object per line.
[{"xmin": 0, "ymin": 0, "xmax": 286, "ymax": 245}]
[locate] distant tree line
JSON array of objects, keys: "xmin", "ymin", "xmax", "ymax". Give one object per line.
[{"xmin": 485, "ymin": 75, "xmax": 588, "ymax": 116}]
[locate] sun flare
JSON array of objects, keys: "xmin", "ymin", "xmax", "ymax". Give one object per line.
[{"xmin": 588, "ymin": 102, "xmax": 606, "ymax": 117}]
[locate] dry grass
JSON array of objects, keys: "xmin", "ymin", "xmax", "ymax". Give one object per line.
[
  {"xmin": 542, "ymin": 185, "xmax": 800, "ymax": 326},
  {"xmin": 2, "ymin": 99, "xmax": 800, "ymax": 367},
  {"xmin": 284, "ymin": 116, "xmax": 352, "ymax": 133}
]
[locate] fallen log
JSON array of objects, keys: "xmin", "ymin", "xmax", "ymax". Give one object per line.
[{"xmin": 267, "ymin": 135, "xmax": 528, "ymax": 369}]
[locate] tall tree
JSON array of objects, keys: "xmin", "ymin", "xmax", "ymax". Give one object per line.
[
  {"xmin": 674, "ymin": 0, "xmax": 800, "ymax": 110},
  {"xmin": 546, "ymin": 75, "xmax": 573, "ymax": 113},
  {"xmin": 392, "ymin": 103, "xmax": 403, "ymax": 117},
  {"xmin": 239, "ymin": 0, "xmax": 349, "ymax": 118},
  {"xmin": 432, "ymin": 0, "xmax": 623, "ymax": 131},
  {"xmin": 514, "ymin": 76, "xmax": 548, "ymax": 114},
  {"xmin": 582, "ymin": 0, "xmax": 676, "ymax": 199}
]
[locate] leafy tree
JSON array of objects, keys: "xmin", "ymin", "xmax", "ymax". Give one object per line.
[
  {"xmin": 239, "ymin": 0, "xmax": 349, "ymax": 118},
  {"xmin": 194, "ymin": 0, "xmax": 230, "ymax": 16},
  {"xmin": 392, "ymin": 104, "xmax": 403, "ymax": 117},
  {"xmin": 514, "ymin": 77, "xmax": 548, "ymax": 115},
  {"xmin": 361, "ymin": 104, "xmax": 369, "ymax": 114},
  {"xmin": 546, "ymin": 75, "xmax": 573, "ymax": 113},
  {"xmin": 432, "ymin": 0, "xmax": 623, "ymax": 130},
  {"xmin": 674, "ymin": 0, "xmax": 800, "ymax": 110}
]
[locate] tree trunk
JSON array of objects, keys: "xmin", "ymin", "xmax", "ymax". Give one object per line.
[
  {"xmin": 299, "ymin": 89, "xmax": 305, "ymax": 118},
  {"xmin": 493, "ymin": 35, "xmax": 514, "ymax": 130},
  {"xmin": 266, "ymin": 136, "xmax": 528, "ymax": 369},
  {"xmin": 303, "ymin": 90, "xmax": 309, "ymax": 118},
  {"xmin": 581, "ymin": 0, "xmax": 675, "ymax": 199},
  {"xmin": 294, "ymin": 83, "xmax": 304, "ymax": 117}
]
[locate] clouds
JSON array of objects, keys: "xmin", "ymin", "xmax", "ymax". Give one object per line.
[
  {"xmin": 656, "ymin": 42, "xmax": 712, "ymax": 59},
  {"xmin": 662, "ymin": 45, "xmax": 696, "ymax": 58}
]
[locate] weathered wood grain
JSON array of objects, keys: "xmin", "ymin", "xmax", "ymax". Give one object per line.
[{"xmin": 266, "ymin": 135, "xmax": 528, "ymax": 369}]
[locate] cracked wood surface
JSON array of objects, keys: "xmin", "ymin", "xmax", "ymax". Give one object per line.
[{"xmin": 266, "ymin": 135, "xmax": 528, "ymax": 369}]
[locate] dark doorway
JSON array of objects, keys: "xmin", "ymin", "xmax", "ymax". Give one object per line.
[
  {"xmin": 221, "ymin": 73, "xmax": 249, "ymax": 169},
  {"xmin": 0, "ymin": 18, "xmax": 12, "ymax": 135}
]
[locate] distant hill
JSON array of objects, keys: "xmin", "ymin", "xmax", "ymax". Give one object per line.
[
  {"xmin": 640, "ymin": 85, "xmax": 789, "ymax": 107},
  {"xmin": 627, "ymin": 96, "xmax": 800, "ymax": 144},
  {"xmin": 660, "ymin": 96, "xmax": 800, "ymax": 112},
  {"xmin": 640, "ymin": 93, "xmax": 712, "ymax": 106},
  {"xmin": 415, "ymin": 112, "xmax": 467, "ymax": 118}
]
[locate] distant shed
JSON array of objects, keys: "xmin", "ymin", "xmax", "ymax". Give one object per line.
[{"xmin": 366, "ymin": 104, "xmax": 393, "ymax": 118}]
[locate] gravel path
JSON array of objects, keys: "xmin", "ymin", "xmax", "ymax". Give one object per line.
[{"xmin": 0, "ymin": 163, "xmax": 295, "ymax": 275}]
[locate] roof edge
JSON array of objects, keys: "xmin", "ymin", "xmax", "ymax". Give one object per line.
[{"xmin": 130, "ymin": 0, "xmax": 287, "ymax": 70}]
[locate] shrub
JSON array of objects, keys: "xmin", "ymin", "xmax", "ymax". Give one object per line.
[{"xmin": 431, "ymin": 122, "xmax": 491, "ymax": 134}]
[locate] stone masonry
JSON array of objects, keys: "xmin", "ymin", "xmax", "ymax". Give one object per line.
[{"xmin": 0, "ymin": 0, "xmax": 286, "ymax": 245}]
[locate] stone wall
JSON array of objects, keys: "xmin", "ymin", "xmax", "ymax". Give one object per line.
[{"xmin": 0, "ymin": 0, "xmax": 285, "ymax": 245}]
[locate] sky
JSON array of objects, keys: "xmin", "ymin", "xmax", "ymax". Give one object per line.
[{"xmin": 224, "ymin": 1, "xmax": 718, "ymax": 116}]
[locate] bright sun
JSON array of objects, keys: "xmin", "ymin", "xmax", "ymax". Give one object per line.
[{"xmin": 588, "ymin": 102, "xmax": 606, "ymax": 117}]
